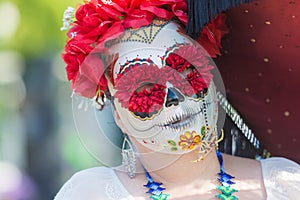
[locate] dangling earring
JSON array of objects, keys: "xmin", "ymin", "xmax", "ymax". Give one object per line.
[{"xmin": 122, "ymin": 135, "xmax": 136, "ymax": 178}]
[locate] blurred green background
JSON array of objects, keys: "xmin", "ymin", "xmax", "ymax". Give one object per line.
[{"xmin": 0, "ymin": 0, "xmax": 101, "ymax": 199}]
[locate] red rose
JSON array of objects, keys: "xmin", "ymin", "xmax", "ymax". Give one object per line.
[
  {"xmin": 64, "ymin": 53, "xmax": 80, "ymax": 81},
  {"xmin": 96, "ymin": 1, "xmax": 126, "ymax": 21},
  {"xmin": 69, "ymin": 3, "xmax": 99, "ymax": 40},
  {"xmin": 96, "ymin": 21, "xmax": 124, "ymax": 43},
  {"xmin": 63, "ymin": 39, "xmax": 93, "ymax": 81},
  {"xmin": 75, "ymin": 3, "xmax": 97, "ymax": 21},
  {"xmin": 140, "ymin": 1, "xmax": 173, "ymax": 20},
  {"xmin": 172, "ymin": 1, "xmax": 187, "ymax": 25},
  {"xmin": 64, "ymin": 39, "xmax": 92, "ymax": 54},
  {"xmin": 197, "ymin": 13, "xmax": 229, "ymax": 57},
  {"xmin": 123, "ymin": 9, "xmax": 154, "ymax": 29},
  {"xmin": 72, "ymin": 53, "xmax": 107, "ymax": 98}
]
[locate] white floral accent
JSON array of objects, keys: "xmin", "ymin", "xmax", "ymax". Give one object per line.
[
  {"xmin": 101, "ymin": 0, "xmax": 113, "ymax": 5},
  {"xmin": 61, "ymin": 7, "xmax": 75, "ymax": 31}
]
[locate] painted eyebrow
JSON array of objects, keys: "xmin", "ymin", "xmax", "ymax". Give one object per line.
[{"xmin": 116, "ymin": 58, "xmax": 156, "ymax": 74}]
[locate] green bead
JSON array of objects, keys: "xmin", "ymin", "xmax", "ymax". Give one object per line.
[
  {"xmin": 201, "ymin": 126, "xmax": 206, "ymax": 136},
  {"xmin": 216, "ymin": 193, "xmax": 238, "ymax": 200},
  {"xmin": 170, "ymin": 146, "xmax": 178, "ymax": 151},
  {"xmin": 217, "ymin": 185, "xmax": 238, "ymax": 196},
  {"xmin": 150, "ymin": 193, "xmax": 170, "ymax": 200},
  {"xmin": 167, "ymin": 140, "xmax": 176, "ymax": 146}
]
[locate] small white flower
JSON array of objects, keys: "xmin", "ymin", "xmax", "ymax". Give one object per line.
[
  {"xmin": 101, "ymin": 0, "xmax": 113, "ymax": 5},
  {"xmin": 70, "ymin": 32, "xmax": 77, "ymax": 38},
  {"xmin": 60, "ymin": 6, "xmax": 75, "ymax": 31}
]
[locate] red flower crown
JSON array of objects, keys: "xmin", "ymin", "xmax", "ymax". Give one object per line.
[{"xmin": 62, "ymin": 0, "xmax": 228, "ymax": 102}]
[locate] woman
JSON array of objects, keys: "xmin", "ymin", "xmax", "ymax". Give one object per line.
[{"xmin": 55, "ymin": 1, "xmax": 300, "ymax": 199}]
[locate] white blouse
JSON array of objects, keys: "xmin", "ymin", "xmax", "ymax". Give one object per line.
[{"xmin": 54, "ymin": 157, "xmax": 300, "ymax": 200}]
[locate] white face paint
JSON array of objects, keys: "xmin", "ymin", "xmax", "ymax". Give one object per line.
[{"xmin": 107, "ymin": 20, "xmax": 218, "ymax": 155}]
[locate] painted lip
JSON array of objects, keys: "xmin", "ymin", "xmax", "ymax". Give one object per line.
[
  {"xmin": 155, "ymin": 101, "xmax": 212, "ymax": 131},
  {"xmin": 162, "ymin": 111, "xmax": 200, "ymax": 131}
]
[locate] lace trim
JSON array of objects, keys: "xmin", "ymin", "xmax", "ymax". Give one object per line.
[{"xmin": 105, "ymin": 182, "xmax": 124, "ymax": 200}]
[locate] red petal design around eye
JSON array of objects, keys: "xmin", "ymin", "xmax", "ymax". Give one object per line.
[
  {"xmin": 115, "ymin": 62, "xmax": 167, "ymax": 114},
  {"xmin": 186, "ymin": 70, "xmax": 208, "ymax": 94},
  {"xmin": 165, "ymin": 53, "xmax": 192, "ymax": 72},
  {"xmin": 128, "ymin": 84, "xmax": 166, "ymax": 113},
  {"xmin": 161, "ymin": 66, "xmax": 194, "ymax": 96},
  {"xmin": 163, "ymin": 43, "xmax": 214, "ymax": 95}
]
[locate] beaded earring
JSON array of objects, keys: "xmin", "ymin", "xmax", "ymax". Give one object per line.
[{"xmin": 122, "ymin": 135, "xmax": 136, "ymax": 178}]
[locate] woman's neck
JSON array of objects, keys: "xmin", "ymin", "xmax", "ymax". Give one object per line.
[{"xmin": 140, "ymin": 149, "xmax": 220, "ymax": 185}]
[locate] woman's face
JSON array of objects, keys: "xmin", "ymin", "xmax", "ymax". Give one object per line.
[{"xmin": 107, "ymin": 21, "xmax": 218, "ymax": 156}]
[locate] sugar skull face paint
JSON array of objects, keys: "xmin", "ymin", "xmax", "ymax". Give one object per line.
[{"xmin": 107, "ymin": 21, "xmax": 218, "ymax": 155}]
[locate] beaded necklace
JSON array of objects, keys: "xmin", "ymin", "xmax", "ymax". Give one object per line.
[{"xmin": 143, "ymin": 150, "xmax": 238, "ymax": 200}]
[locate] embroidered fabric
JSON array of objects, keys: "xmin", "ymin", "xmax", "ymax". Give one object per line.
[{"xmin": 54, "ymin": 157, "xmax": 300, "ymax": 200}]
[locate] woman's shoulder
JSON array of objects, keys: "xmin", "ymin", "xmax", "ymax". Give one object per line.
[
  {"xmin": 54, "ymin": 166, "xmax": 132, "ymax": 200},
  {"xmin": 260, "ymin": 157, "xmax": 300, "ymax": 200}
]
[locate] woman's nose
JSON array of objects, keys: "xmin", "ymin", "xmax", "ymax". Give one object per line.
[{"xmin": 165, "ymin": 87, "xmax": 185, "ymax": 107}]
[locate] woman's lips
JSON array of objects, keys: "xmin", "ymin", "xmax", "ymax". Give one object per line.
[
  {"xmin": 157, "ymin": 110, "xmax": 200, "ymax": 131},
  {"xmin": 155, "ymin": 101, "xmax": 212, "ymax": 131}
]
